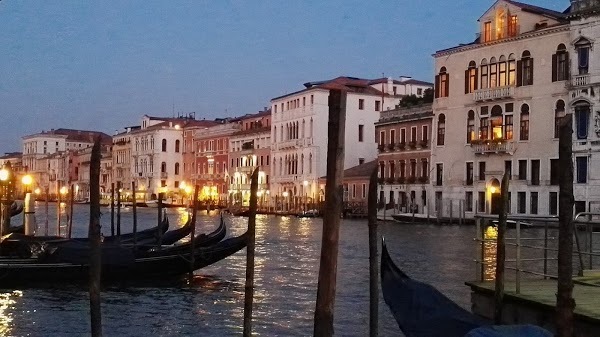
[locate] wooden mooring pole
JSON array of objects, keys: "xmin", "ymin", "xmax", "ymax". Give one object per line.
[
  {"xmin": 45, "ymin": 186, "xmax": 49, "ymax": 236},
  {"xmin": 88, "ymin": 138, "xmax": 103, "ymax": 337},
  {"xmin": 68, "ymin": 184, "xmax": 74, "ymax": 239},
  {"xmin": 189, "ymin": 185, "xmax": 200, "ymax": 281},
  {"xmin": 494, "ymin": 173, "xmax": 509, "ymax": 324},
  {"xmin": 157, "ymin": 192, "xmax": 164, "ymax": 249},
  {"xmin": 243, "ymin": 168, "xmax": 259, "ymax": 337},
  {"xmin": 116, "ymin": 185, "xmax": 121, "ymax": 242},
  {"xmin": 368, "ymin": 168, "xmax": 379, "ymax": 337},
  {"xmin": 110, "ymin": 183, "xmax": 115, "ymax": 237},
  {"xmin": 132, "ymin": 182, "xmax": 137, "ymax": 248},
  {"xmin": 556, "ymin": 115, "xmax": 575, "ymax": 337},
  {"xmin": 313, "ymin": 89, "xmax": 346, "ymax": 337}
]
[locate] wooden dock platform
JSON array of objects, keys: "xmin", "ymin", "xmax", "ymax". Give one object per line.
[{"xmin": 467, "ymin": 279, "xmax": 600, "ymax": 336}]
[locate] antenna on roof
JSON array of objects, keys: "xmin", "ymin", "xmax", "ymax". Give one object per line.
[{"xmin": 172, "ymin": 97, "xmax": 175, "ymax": 117}]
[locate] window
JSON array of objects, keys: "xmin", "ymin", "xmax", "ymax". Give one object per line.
[
  {"xmin": 508, "ymin": 15, "xmax": 518, "ymax": 37},
  {"xmin": 175, "ymin": 140, "xmax": 180, "ymax": 153},
  {"xmin": 483, "ymin": 22, "xmax": 492, "ymax": 42},
  {"xmin": 504, "ymin": 115, "xmax": 513, "ymax": 140},
  {"xmin": 161, "ymin": 180, "xmax": 167, "ymax": 188},
  {"xmin": 480, "ymin": 59, "xmax": 488, "ymax": 89},
  {"xmin": 422, "ymin": 125, "xmax": 429, "ymax": 142},
  {"xmin": 390, "ymin": 129, "xmax": 396, "ymax": 145},
  {"xmin": 400, "ymin": 128, "xmax": 406, "ymax": 144},
  {"xmin": 161, "ymin": 139, "xmax": 167, "ymax": 152},
  {"xmin": 362, "ymin": 184, "xmax": 366, "ymax": 199},
  {"xmin": 359, "ymin": 158, "xmax": 365, "ymax": 165},
  {"xmin": 379, "ymin": 131, "xmax": 386, "ymax": 146},
  {"xmin": 479, "ymin": 117, "xmax": 489, "ymax": 140},
  {"xmin": 421, "ymin": 159, "xmax": 428, "ymax": 179},
  {"xmin": 505, "ymin": 160, "xmax": 512, "ymax": 180},
  {"xmin": 410, "ymin": 127, "xmax": 417, "ymax": 143},
  {"xmin": 517, "ymin": 192, "xmax": 526, "ymax": 214},
  {"xmin": 498, "ymin": 55, "xmax": 507, "ymax": 87},
  {"xmin": 575, "ymin": 103, "xmax": 590, "ymax": 140},
  {"xmin": 518, "ymin": 160, "xmax": 527, "ymax": 180},
  {"xmin": 467, "ymin": 110, "xmax": 475, "ymax": 143},
  {"xmin": 437, "ymin": 114, "xmax": 445, "ymax": 146},
  {"xmin": 576, "ymin": 156, "xmax": 588, "ymax": 183},
  {"xmin": 399, "ymin": 160, "xmax": 406, "ymax": 178},
  {"xmin": 519, "ymin": 104, "xmax": 529, "ymax": 141},
  {"xmin": 490, "ymin": 105, "xmax": 503, "ymax": 140},
  {"xmin": 352, "ymin": 184, "xmax": 356, "ymax": 199},
  {"xmin": 550, "ymin": 159, "xmax": 560, "ymax": 185},
  {"xmin": 417, "ymin": 88, "xmax": 422, "ymax": 95},
  {"xmin": 161, "ymin": 162, "xmax": 167, "ymax": 173},
  {"xmin": 436, "ymin": 164, "xmax": 443, "ymax": 186},
  {"xmin": 174, "ymin": 162, "xmax": 180, "ymax": 175},
  {"xmin": 466, "ymin": 162, "xmax": 474, "ymax": 185},
  {"xmin": 553, "ymin": 44, "xmax": 569, "ymax": 82},
  {"xmin": 465, "ymin": 61, "xmax": 478, "ymax": 93},
  {"xmin": 555, "ymin": 100, "xmax": 565, "ymax": 138},
  {"xmin": 518, "ymin": 51, "xmax": 534, "ymax": 86},
  {"xmin": 478, "ymin": 191, "xmax": 486, "ymax": 213},
  {"xmin": 478, "ymin": 161, "xmax": 486, "ymax": 181},
  {"xmin": 359, "ymin": 99, "xmax": 364, "ymax": 110},
  {"xmin": 435, "ymin": 67, "xmax": 449, "ymax": 98},
  {"xmin": 508, "ymin": 54, "xmax": 516, "ymax": 85},
  {"xmin": 375, "ymin": 100, "xmax": 381, "ymax": 111},
  {"xmin": 489, "ymin": 57, "xmax": 497, "ymax": 88},
  {"xmin": 465, "ymin": 192, "xmax": 473, "ymax": 212},
  {"xmin": 531, "ymin": 160, "xmax": 540, "ymax": 186},
  {"xmin": 358, "ymin": 124, "xmax": 364, "ymax": 142},
  {"xmin": 530, "ymin": 192, "xmax": 538, "ymax": 215},
  {"xmin": 311, "ymin": 95, "xmax": 314, "ymax": 104},
  {"xmin": 577, "ymin": 43, "xmax": 590, "ymax": 75},
  {"xmin": 549, "ymin": 192, "xmax": 558, "ymax": 216}
]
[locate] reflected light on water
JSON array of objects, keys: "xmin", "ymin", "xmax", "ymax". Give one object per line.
[
  {"xmin": 0, "ymin": 291, "xmax": 22, "ymax": 336},
  {"xmin": 483, "ymin": 226, "xmax": 498, "ymax": 281}
]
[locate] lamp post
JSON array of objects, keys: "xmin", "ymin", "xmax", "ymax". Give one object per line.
[
  {"xmin": 21, "ymin": 174, "xmax": 35, "ymax": 234},
  {"xmin": 58, "ymin": 186, "xmax": 68, "ymax": 236},
  {"xmin": 282, "ymin": 191, "xmax": 289, "ymax": 213},
  {"xmin": 303, "ymin": 180, "xmax": 309, "ymax": 212},
  {"xmin": 0, "ymin": 164, "xmax": 15, "ymax": 235}
]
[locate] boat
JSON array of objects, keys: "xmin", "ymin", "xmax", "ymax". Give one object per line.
[
  {"xmin": 10, "ymin": 202, "xmax": 23, "ymax": 217},
  {"xmin": 296, "ymin": 209, "xmax": 320, "ymax": 218},
  {"xmin": 381, "ymin": 240, "xmax": 552, "ymax": 337},
  {"xmin": 390, "ymin": 212, "xmax": 435, "ymax": 224},
  {"xmin": 491, "ymin": 220, "xmax": 533, "ymax": 229},
  {"xmin": 146, "ymin": 199, "xmax": 184, "ymax": 208},
  {"xmin": 0, "ymin": 231, "xmax": 248, "ymax": 285}
]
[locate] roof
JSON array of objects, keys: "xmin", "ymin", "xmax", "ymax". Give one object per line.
[
  {"xmin": 272, "ymin": 76, "xmax": 388, "ymax": 101},
  {"xmin": 367, "ymin": 77, "xmax": 433, "ymax": 87},
  {"xmin": 320, "ymin": 160, "xmax": 378, "ymax": 180},
  {"xmin": 25, "ymin": 128, "xmax": 112, "ymax": 145},
  {"xmin": 231, "ymin": 126, "xmax": 271, "ymax": 138},
  {"xmin": 506, "ymin": 0, "xmax": 567, "ymax": 20},
  {"xmin": 0, "ymin": 152, "xmax": 22, "ymax": 160},
  {"xmin": 400, "ymin": 79, "xmax": 434, "ymax": 86}
]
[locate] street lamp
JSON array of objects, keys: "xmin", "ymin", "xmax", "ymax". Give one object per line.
[
  {"xmin": 22, "ymin": 174, "xmax": 33, "ymax": 195},
  {"xmin": 282, "ymin": 191, "xmax": 289, "ymax": 213},
  {"xmin": 0, "ymin": 164, "xmax": 15, "ymax": 236}
]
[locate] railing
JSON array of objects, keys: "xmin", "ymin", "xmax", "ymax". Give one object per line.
[
  {"xmin": 160, "ymin": 172, "xmax": 168, "ymax": 179},
  {"xmin": 473, "ymin": 86, "xmax": 514, "ymax": 101},
  {"xmin": 473, "ymin": 213, "xmax": 600, "ymax": 294},
  {"xmin": 471, "ymin": 141, "xmax": 515, "ymax": 155},
  {"xmin": 571, "ymin": 74, "xmax": 589, "ymax": 87}
]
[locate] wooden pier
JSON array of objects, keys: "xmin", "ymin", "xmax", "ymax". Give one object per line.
[{"xmin": 467, "ymin": 279, "xmax": 600, "ymax": 336}]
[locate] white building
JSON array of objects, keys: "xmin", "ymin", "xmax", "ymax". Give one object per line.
[
  {"xmin": 568, "ymin": 0, "xmax": 600, "ymax": 214},
  {"xmin": 432, "ymin": 0, "xmax": 570, "ymax": 218},
  {"xmin": 270, "ymin": 76, "xmax": 431, "ymax": 210}
]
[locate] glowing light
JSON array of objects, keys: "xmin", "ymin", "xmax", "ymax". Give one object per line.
[
  {"xmin": 257, "ymin": 191, "xmax": 263, "ymax": 197},
  {"xmin": 485, "ymin": 225, "xmax": 498, "ymax": 240},
  {"xmin": 303, "ymin": 180, "xmax": 308, "ymax": 187},
  {"xmin": 282, "ymin": 191, "xmax": 289, "ymax": 198},
  {"xmin": 60, "ymin": 186, "xmax": 68, "ymax": 195},
  {"xmin": 174, "ymin": 124, "xmax": 181, "ymax": 129},
  {"xmin": 21, "ymin": 175, "xmax": 32, "ymax": 186},
  {"xmin": 184, "ymin": 185, "xmax": 193, "ymax": 195},
  {"xmin": 0, "ymin": 169, "xmax": 8, "ymax": 182},
  {"xmin": 180, "ymin": 181, "xmax": 186, "ymax": 189},
  {"xmin": 489, "ymin": 186, "xmax": 497, "ymax": 194},
  {"xmin": 34, "ymin": 188, "xmax": 41, "ymax": 195}
]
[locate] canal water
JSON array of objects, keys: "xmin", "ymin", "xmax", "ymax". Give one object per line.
[{"xmin": 2, "ymin": 203, "xmax": 479, "ymax": 336}]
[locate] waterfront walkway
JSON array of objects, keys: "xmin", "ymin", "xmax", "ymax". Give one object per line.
[{"xmin": 467, "ymin": 279, "xmax": 600, "ymax": 335}]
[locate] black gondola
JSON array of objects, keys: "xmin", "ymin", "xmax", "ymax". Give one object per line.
[
  {"xmin": 381, "ymin": 240, "xmax": 552, "ymax": 337},
  {"xmin": 0, "ymin": 231, "xmax": 248, "ymax": 285},
  {"xmin": 10, "ymin": 202, "xmax": 23, "ymax": 217}
]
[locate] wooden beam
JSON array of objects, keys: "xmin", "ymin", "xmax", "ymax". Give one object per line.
[
  {"xmin": 243, "ymin": 168, "xmax": 259, "ymax": 337},
  {"xmin": 368, "ymin": 168, "xmax": 379, "ymax": 337},
  {"xmin": 88, "ymin": 138, "xmax": 103, "ymax": 337},
  {"xmin": 494, "ymin": 172, "xmax": 509, "ymax": 324},
  {"xmin": 314, "ymin": 89, "xmax": 346, "ymax": 337}
]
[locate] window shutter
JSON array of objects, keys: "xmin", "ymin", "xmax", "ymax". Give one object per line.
[
  {"xmin": 474, "ymin": 68, "xmax": 479, "ymax": 91},
  {"xmin": 465, "ymin": 70, "xmax": 470, "ymax": 94},
  {"xmin": 565, "ymin": 52, "xmax": 570, "ymax": 79},
  {"xmin": 516, "ymin": 60, "xmax": 522, "ymax": 87},
  {"xmin": 444, "ymin": 74, "xmax": 450, "ymax": 97},
  {"xmin": 552, "ymin": 54, "xmax": 558, "ymax": 82},
  {"xmin": 530, "ymin": 58, "xmax": 534, "ymax": 85},
  {"xmin": 435, "ymin": 75, "xmax": 440, "ymax": 98}
]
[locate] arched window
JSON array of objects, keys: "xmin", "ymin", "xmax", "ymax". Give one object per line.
[
  {"xmin": 161, "ymin": 139, "xmax": 167, "ymax": 152},
  {"xmin": 301, "ymin": 154, "xmax": 304, "ymax": 174},
  {"xmin": 435, "ymin": 67, "xmax": 449, "ymax": 98},
  {"xmin": 279, "ymin": 157, "xmax": 283, "ymax": 175},
  {"xmin": 310, "ymin": 118, "xmax": 314, "ymax": 137},
  {"xmin": 491, "ymin": 105, "xmax": 503, "ymax": 140},
  {"xmin": 480, "ymin": 59, "xmax": 488, "ymax": 89},
  {"xmin": 274, "ymin": 126, "xmax": 277, "ymax": 142},
  {"xmin": 574, "ymin": 38, "xmax": 591, "ymax": 75},
  {"xmin": 498, "ymin": 55, "xmax": 507, "ymax": 87},
  {"xmin": 467, "ymin": 110, "xmax": 475, "ymax": 143},
  {"xmin": 161, "ymin": 162, "xmax": 167, "ymax": 173},
  {"xmin": 554, "ymin": 100, "xmax": 565, "ymax": 138},
  {"xmin": 309, "ymin": 153, "xmax": 313, "ymax": 174},
  {"xmin": 174, "ymin": 162, "xmax": 180, "ymax": 175},
  {"xmin": 518, "ymin": 51, "xmax": 534, "ymax": 86},
  {"xmin": 175, "ymin": 140, "xmax": 180, "ymax": 153},
  {"xmin": 465, "ymin": 61, "xmax": 478, "ymax": 94},
  {"xmin": 489, "ymin": 57, "xmax": 497, "ymax": 88},
  {"xmin": 553, "ymin": 44, "xmax": 569, "ymax": 82},
  {"xmin": 437, "ymin": 114, "xmax": 446, "ymax": 146},
  {"xmin": 508, "ymin": 54, "xmax": 516, "ymax": 86},
  {"xmin": 519, "ymin": 104, "xmax": 530, "ymax": 141},
  {"xmin": 574, "ymin": 101, "xmax": 591, "ymax": 140},
  {"xmin": 302, "ymin": 120, "xmax": 306, "ymax": 138}
]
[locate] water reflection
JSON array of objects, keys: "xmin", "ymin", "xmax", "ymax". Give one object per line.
[{"xmin": 0, "ymin": 291, "xmax": 21, "ymax": 337}]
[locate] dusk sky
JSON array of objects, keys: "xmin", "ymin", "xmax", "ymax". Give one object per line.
[{"xmin": 0, "ymin": 0, "xmax": 566, "ymax": 152}]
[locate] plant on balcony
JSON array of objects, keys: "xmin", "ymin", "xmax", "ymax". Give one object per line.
[
  {"xmin": 419, "ymin": 140, "xmax": 429, "ymax": 148},
  {"xmin": 408, "ymin": 141, "xmax": 417, "ymax": 149},
  {"xmin": 397, "ymin": 142, "xmax": 406, "ymax": 149},
  {"xmin": 418, "ymin": 176, "xmax": 428, "ymax": 184},
  {"xmin": 387, "ymin": 143, "xmax": 396, "ymax": 151},
  {"xmin": 397, "ymin": 176, "xmax": 406, "ymax": 184},
  {"xmin": 386, "ymin": 177, "xmax": 395, "ymax": 184},
  {"xmin": 407, "ymin": 176, "xmax": 416, "ymax": 184},
  {"xmin": 377, "ymin": 144, "xmax": 385, "ymax": 152},
  {"xmin": 377, "ymin": 177, "xmax": 384, "ymax": 184}
]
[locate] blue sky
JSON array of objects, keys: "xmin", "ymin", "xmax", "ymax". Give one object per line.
[{"xmin": 0, "ymin": 0, "xmax": 567, "ymax": 151}]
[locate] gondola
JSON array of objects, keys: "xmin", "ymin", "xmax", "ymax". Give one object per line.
[
  {"xmin": 10, "ymin": 202, "xmax": 23, "ymax": 217},
  {"xmin": 159, "ymin": 215, "xmax": 193, "ymax": 245},
  {"xmin": 0, "ymin": 230, "xmax": 248, "ymax": 285},
  {"xmin": 381, "ymin": 240, "xmax": 552, "ymax": 337}
]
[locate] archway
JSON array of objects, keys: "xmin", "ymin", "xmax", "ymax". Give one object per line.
[{"xmin": 489, "ymin": 178, "xmax": 502, "ymax": 215}]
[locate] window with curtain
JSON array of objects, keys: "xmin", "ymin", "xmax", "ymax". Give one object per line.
[
  {"xmin": 467, "ymin": 110, "xmax": 475, "ymax": 143},
  {"xmin": 575, "ymin": 103, "xmax": 590, "ymax": 140},
  {"xmin": 554, "ymin": 100, "xmax": 565, "ymax": 138},
  {"xmin": 520, "ymin": 104, "xmax": 530, "ymax": 141},
  {"xmin": 437, "ymin": 114, "xmax": 446, "ymax": 145},
  {"xmin": 480, "ymin": 59, "xmax": 488, "ymax": 89}
]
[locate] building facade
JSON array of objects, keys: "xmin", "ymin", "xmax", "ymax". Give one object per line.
[
  {"xmin": 568, "ymin": 0, "xmax": 600, "ymax": 213},
  {"xmin": 375, "ymin": 104, "xmax": 433, "ymax": 214},
  {"xmin": 432, "ymin": 1, "xmax": 570, "ymax": 218},
  {"xmin": 270, "ymin": 76, "xmax": 430, "ymax": 211},
  {"xmin": 228, "ymin": 109, "xmax": 272, "ymax": 207}
]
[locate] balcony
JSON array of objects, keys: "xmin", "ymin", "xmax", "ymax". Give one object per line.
[
  {"xmin": 274, "ymin": 139, "xmax": 300, "ymax": 151},
  {"xmin": 471, "ymin": 140, "xmax": 515, "ymax": 155},
  {"xmin": 160, "ymin": 172, "xmax": 168, "ymax": 179},
  {"xmin": 473, "ymin": 86, "xmax": 514, "ymax": 102}
]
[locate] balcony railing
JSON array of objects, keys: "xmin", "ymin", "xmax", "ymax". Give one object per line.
[
  {"xmin": 473, "ymin": 86, "xmax": 514, "ymax": 102},
  {"xmin": 471, "ymin": 140, "xmax": 515, "ymax": 155},
  {"xmin": 160, "ymin": 172, "xmax": 168, "ymax": 179},
  {"xmin": 571, "ymin": 74, "xmax": 590, "ymax": 87}
]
